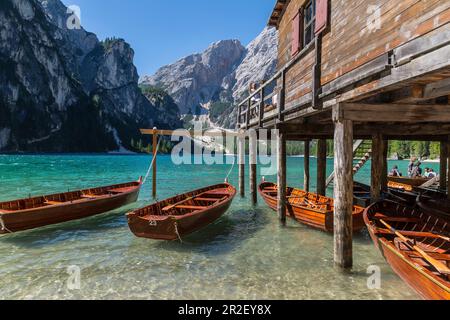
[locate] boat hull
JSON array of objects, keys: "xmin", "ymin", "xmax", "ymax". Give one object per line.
[
  {"xmin": 259, "ymin": 182, "xmax": 365, "ymax": 233},
  {"xmin": 127, "ymin": 184, "xmax": 236, "ymax": 240},
  {"xmin": 364, "ymin": 201, "xmax": 450, "ymax": 300},
  {"xmin": 0, "ymin": 181, "xmax": 141, "ymax": 234},
  {"xmin": 388, "ymin": 176, "xmax": 429, "ymax": 188}
]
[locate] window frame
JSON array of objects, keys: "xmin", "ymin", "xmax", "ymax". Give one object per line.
[{"xmin": 303, "ymin": 0, "xmax": 316, "ymax": 47}]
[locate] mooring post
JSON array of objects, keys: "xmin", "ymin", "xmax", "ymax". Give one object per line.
[
  {"xmin": 446, "ymin": 137, "xmax": 450, "ymax": 199},
  {"xmin": 238, "ymin": 131, "xmax": 245, "ymax": 197},
  {"xmin": 381, "ymin": 139, "xmax": 388, "ymax": 192},
  {"xmin": 317, "ymin": 139, "xmax": 327, "ymax": 196},
  {"xmin": 333, "ymin": 104, "xmax": 353, "ymax": 269},
  {"xmin": 152, "ymin": 127, "xmax": 158, "ymax": 199},
  {"xmin": 440, "ymin": 140, "xmax": 448, "ymax": 192},
  {"xmin": 371, "ymin": 133, "xmax": 384, "ymax": 202},
  {"xmin": 304, "ymin": 140, "xmax": 310, "ymax": 193},
  {"xmin": 277, "ymin": 129, "xmax": 287, "ymax": 225},
  {"xmin": 249, "ymin": 129, "xmax": 258, "ymax": 205}
]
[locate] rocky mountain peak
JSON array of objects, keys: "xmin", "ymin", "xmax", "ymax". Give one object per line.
[
  {"xmin": 141, "ymin": 39, "xmax": 246, "ymax": 115},
  {"xmin": 140, "ymin": 27, "xmax": 278, "ymax": 127},
  {"xmin": 0, "ymin": 0, "xmax": 181, "ymax": 152}
]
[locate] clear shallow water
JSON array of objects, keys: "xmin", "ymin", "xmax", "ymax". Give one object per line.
[{"xmin": 0, "ymin": 155, "xmax": 439, "ymax": 300}]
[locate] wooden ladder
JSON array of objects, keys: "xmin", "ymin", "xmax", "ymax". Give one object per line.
[{"xmin": 326, "ymin": 140, "xmax": 373, "ymax": 187}]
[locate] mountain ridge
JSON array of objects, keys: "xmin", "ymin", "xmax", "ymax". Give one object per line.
[
  {"xmin": 0, "ymin": 0, "xmax": 181, "ymax": 153},
  {"xmin": 141, "ymin": 27, "xmax": 278, "ymax": 128}
]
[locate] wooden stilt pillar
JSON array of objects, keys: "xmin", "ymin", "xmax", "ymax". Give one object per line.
[
  {"xmin": 333, "ymin": 117, "xmax": 353, "ymax": 269},
  {"xmin": 381, "ymin": 139, "xmax": 389, "ymax": 192},
  {"xmin": 371, "ymin": 133, "xmax": 384, "ymax": 202},
  {"xmin": 440, "ymin": 140, "xmax": 448, "ymax": 192},
  {"xmin": 249, "ymin": 129, "xmax": 258, "ymax": 205},
  {"xmin": 238, "ymin": 133, "xmax": 245, "ymax": 197},
  {"xmin": 446, "ymin": 137, "xmax": 450, "ymax": 199},
  {"xmin": 317, "ymin": 139, "xmax": 327, "ymax": 196},
  {"xmin": 277, "ymin": 130, "xmax": 287, "ymax": 225},
  {"xmin": 152, "ymin": 127, "xmax": 158, "ymax": 198},
  {"xmin": 304, "ymin": 140, "xmax": 310, "ymax": 192}
]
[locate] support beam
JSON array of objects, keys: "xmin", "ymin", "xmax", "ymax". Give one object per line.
[
  {"xmin": 440, "ymin": 140, "xmax": 448, "ymax": 192},
  {"xmin": 333, "ymin": 115, "xmax": 354, "ymax": 269},
  {"xmin": 152, "ymin": 127, "xmax": 158, "ymax": 198},
  {"xmin": 447, "ymin": 137, "xmax": 450, "ymax": 200},
  {"xmin": 281, "ymin": 122, "xmax": 450, "ymax": 139},
  {"xmin": 304, "ymin": 140, "xmax": 310, "ymax": 192},
  {"xmin": 337, "ymin": 103, "xmax": 450, "ymax": 123},
  {"xmin": 249, "ymin": 129, "xmax": 258, "ymax": 205},
  {"xmin": 371, "ymin": 133, "xmax": 384, "ymax": 202},
  {"xmin": 382, "ymin": 139, "xmax": 389, "ymax": 192},
  {"xmin": 317, "ymin": 139, "xmax": 327, "ymax": 196},
  {"xmin": 238, "ymin": 134, "xmax": 245, "ymax": 197},
  {"xmin": 277, "ymin": 130, "xmax": 287, "ymax": 225}
]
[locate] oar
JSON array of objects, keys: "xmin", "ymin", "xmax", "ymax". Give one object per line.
[
  {"xmin": 379, "ymin": 219, "xmax": 450, "ymax": 275},
  {"xmin": 162, "ymin": 196, "xmax": 194, "ymax": 212}
]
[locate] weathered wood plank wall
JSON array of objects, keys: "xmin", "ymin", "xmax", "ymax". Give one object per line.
[{"xmin": 276, "ymin": 0, "xmax": 450, "ymax": 107}]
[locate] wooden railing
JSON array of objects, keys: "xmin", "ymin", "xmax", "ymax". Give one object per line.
[{"xmin": 236, "ymin": 41, "xmax": 316, "ymax": 129}]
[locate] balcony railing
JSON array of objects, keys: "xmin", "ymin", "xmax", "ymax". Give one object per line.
[{"xmin": 236, "ymin": 41, "xmax": 316, "ymax": 129}]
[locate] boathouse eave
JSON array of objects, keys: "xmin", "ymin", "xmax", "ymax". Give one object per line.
[{"xmin": 268, "ymin": 0, "xmax": 290, "ymax": 28}]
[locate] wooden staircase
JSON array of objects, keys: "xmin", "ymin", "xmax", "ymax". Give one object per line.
[{"xmin": 326, "ymin": 140, "xmax": 373, "ymax": 187}]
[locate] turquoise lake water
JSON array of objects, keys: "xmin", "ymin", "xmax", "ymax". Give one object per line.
[{"xmin": 0, "ymin": 155, "xmax": 441, "ymax": 300}]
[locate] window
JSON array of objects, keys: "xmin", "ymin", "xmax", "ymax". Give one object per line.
[
  {"xmin": 291, "ymin": 0, "xmax": 317, "ymax": 57},
  {"xmin": 303, "ymin": 0, "xmax": 316, "ymax": 46}
]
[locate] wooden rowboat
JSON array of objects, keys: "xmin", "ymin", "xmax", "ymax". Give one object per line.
[
  {"xmin": 417, "ymin": 197, "xmax": 450, "ymax": 220},
  {"xmin": 388, "ymin": 176, "xmax": 430, "ymax": 190},
  {"xmin": 127, "ymin": 183, "xmax": 236, "ymax": 240},
  {"xmin": 0, "ymin": 178, "xmax": 142, "ymax": 234},
  {"xmin": 388, "ymin": 188, "xmax": 447, "ymax": 208},
  {"xmin": 364, "ymin": 200, "xmax": 450, "ymax": 300},
  {"xmin": 259, "ymin": 182, "xmax": 365, "ymax": 233}
]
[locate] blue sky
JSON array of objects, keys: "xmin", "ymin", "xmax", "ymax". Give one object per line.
[{"xmin": 61, "ymin": 0, "xmax": 275, "ymax": 77}]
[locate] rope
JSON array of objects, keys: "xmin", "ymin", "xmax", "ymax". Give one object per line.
[
  {"xmin": 142, "ymin": 136, "xmax": 163, "ymax": 185},
  {"xmin": 225, "ymin": 154, "xmax": 236, "ymax": 182},
  {"xmin": 0, "ymin": 214, "xmax": 12, "ymax": 234},
  {"xmin": 174, "ymin": 221, "xmax": 183, "ymax": 243}
]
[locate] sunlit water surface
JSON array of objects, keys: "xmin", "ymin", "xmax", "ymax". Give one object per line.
[{"xmin": 1, "ymin": 155, "xmax": 438, "ymax": 299}]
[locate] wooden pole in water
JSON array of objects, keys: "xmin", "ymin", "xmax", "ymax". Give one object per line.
[
  {"xmin": 238, "ymin": 133, "xmax": 245, "ymax": 197},
  {"xmin": 152, "ymin": 127, "xmax": 158, "ymax": 198},
  {"xmin": 277, "ymin": 130, "xmax": 287, "ymax": 225},
  {"xmin": 304, "ymin": 140, "xmax": 310, "ymax": 193},
  {"xmin": 249, "ymin": 129, "xmax": 258, "ymax": 204},
  {"xmin": 371, "ymin": 133, "xmax": 384, "ymax": 202},
  {"xmin": 317, "ymin": 139, "xmax": 327, "ymax": 196},
  {"xmin": 333, "ymin": 106, "xmax": 353, "ymax": 269},
  {"xmin": 440, "ymin": 140, "xmax": 448, "ymax": 192},
  {"xmin": 446, "ymin": 137, "xmax": 450, "ymax": 199},
  {"xmin": 381, "ymin": 139, "xmax": 388, "ymax": 192}
]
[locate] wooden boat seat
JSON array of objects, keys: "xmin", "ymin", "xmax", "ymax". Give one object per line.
[
  {"xmin": 376, "ymin": 228, "xmax": 449, "ymax": 240},
  {"xmin": 373, "ymin": 213, "xmax": 422, "ymax": 224},
  {"xmin": 44, "ymin": 200, "xmax": 64, "ymax": 205},
  {"xmin": 81, "ymin": 194, "xmax": 102, "ymax": 199},
  {"xmin": 174, "ymin": 205, "xmax": 207, "ymax": 210},
  {"xmin": 405, "ymin": 251, "xmax": 450, "ymax": 262},
  {"xmin": 195, "ymin": 198, "xmax": 220, "ymax": 202},
  {"xmin": 107, "ymin": 187, "xmax": 135, "ymax": 194}
]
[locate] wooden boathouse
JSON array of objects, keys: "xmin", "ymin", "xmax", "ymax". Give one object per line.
[{"xmin": 236, "ymin": 0, "xmax": 450, "ymax": 269}]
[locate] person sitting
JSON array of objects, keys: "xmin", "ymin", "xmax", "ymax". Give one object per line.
[
  {"xmin": 427, "ymin": 168, "xmax": 437, "ymax": 179},
  {"xmin": 389, "ymin": 165, "xmax": 402, "ymax": 177},
  {"xmin": 411, "ymin": 161, "xmax": 423, "ymax": 178}
]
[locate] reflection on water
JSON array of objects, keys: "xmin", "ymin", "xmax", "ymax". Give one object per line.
[{"xmin": 0, "ymin": 155, "xmax": 428, "ymax": 300}]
